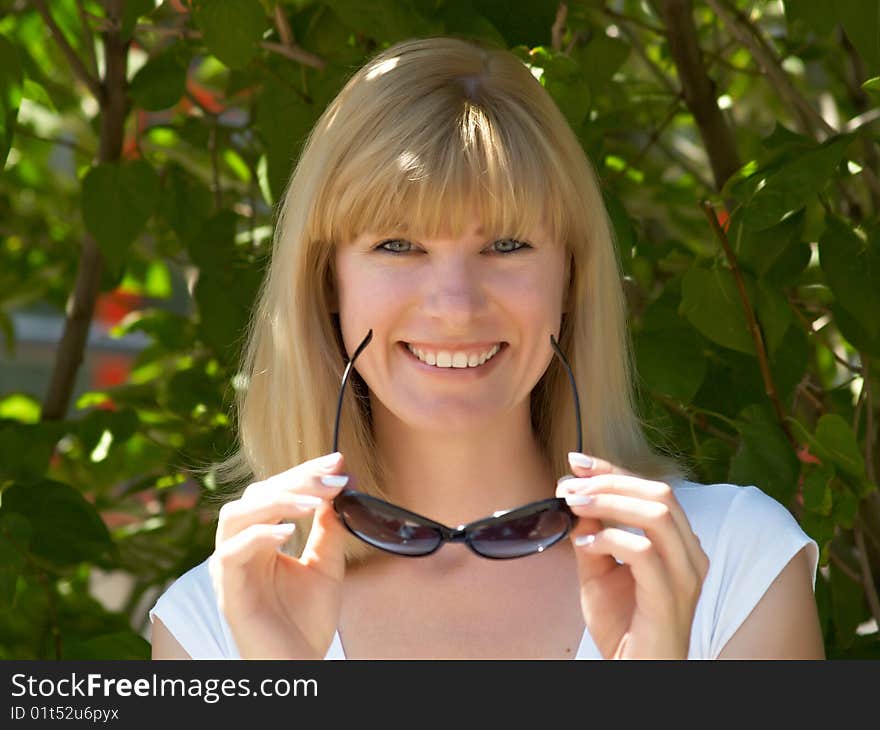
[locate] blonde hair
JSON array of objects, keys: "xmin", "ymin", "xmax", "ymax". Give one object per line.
[{"xmin": 212, "ymin": 36, "xmax": 688, "ymax": 563}]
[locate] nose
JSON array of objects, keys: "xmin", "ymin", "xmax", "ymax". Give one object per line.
[{"xmin": 419, "ymin": 259, "xmax": 489, "ymax": 327}]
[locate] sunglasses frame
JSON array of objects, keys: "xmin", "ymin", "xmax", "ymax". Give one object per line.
[{"xmin": 330, "ymin": 328, "xmax": 584, "ymax": 559}]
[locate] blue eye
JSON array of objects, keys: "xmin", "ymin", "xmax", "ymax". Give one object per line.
[
  {"xmin": 376, "ymin": 239, "xmax": 413, "ymax": 253},
  {"xmin": 375, "ymin": 238, "xmax": 531, "ymax": 254},
  {"xmin": 492, "ymin": 238, "xmax": 530, "ymax": 253}
]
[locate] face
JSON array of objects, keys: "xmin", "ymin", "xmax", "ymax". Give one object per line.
[{"xmin": 333, "ymin": 216, "xmax": 569, "ymax": 434}]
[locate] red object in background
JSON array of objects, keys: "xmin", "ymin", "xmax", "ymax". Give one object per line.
[
  {"xmin": 797, "ymin": 444, "xmax": 823, "ymax": 465},
  {"xmin": 93, "ymin": 354, "xmax": 131, "ymax": 389},
  {"xmin": 716, "ymin": 208, "xmax": 730, "ymax": 232},
  {"xmin": 95, "ymin": 289, "xmax": 142, "ymax": 327},
  {"xmin": 185, "ymin": 77, "xmax": 227, "ymax": 115}
]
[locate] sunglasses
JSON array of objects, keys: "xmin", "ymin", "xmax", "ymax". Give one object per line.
[{"xmin": 331, "ymin": 329, "xmax": 583, "ymax": 559}]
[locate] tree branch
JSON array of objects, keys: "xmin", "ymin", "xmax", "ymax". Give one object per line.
[
  {"xmin": 32, "ymin": 0, "xmax": 104, "ymax": 103},
  {"xmin": 40, "ymin": 0, "xmax": 129, "ymax": 421},
  {"xmin": 701, "ymin": 201, "xmax": 796, "ymax": 447},
  {"xmin": 551, "ymin": 3, "xmax": 567, "ymax": 52},
  {"xmin": 75, "ymin": 0, "xmax": 100, "ymax": 80},
  {"xmin": 652, "ymin": 0, "xmax": 742, "ymax": 190},
  {"xmin": 705, "ymin": 0, "xmax": 836, "ymax": 140}
]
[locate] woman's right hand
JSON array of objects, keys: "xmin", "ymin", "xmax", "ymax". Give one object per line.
[{"xmin": 209, "ymin": 452, "xmax": 350, "ymax": 659}]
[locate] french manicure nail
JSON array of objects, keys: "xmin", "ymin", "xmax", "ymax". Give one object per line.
[
  {"xmin": 320, "ymin": 475, "xmax": 349, "ymax": 489},
  {"xmin": 272, "ymin": 523, "xmax": 297, "ymax": 538},
  {"xmin": 317, "ymin": 452, "xmax": 342, "ymax": 467},
  {"xmin": 568, "ymin": 452, "xmax": 594, "ymax": 469},
  {"xmin": 574, "ymin": 534, "xmax": 595, "ymax": 547},
  {"xmin": 565, "ymin": 494, "xmax": 594, "ymax": 506}
]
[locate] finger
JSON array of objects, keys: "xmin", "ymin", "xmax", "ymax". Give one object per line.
[
  {"xmin": 557, "ymin": 473, "xmax": 706, "ymax": 579},
  {"xmin": 298, "ymin": 498, "xmax": 348, "ymax": 585},
  {"xmin": 576, "ymin": 527, "xmax": 670, "ymax": 601},
  {"xmin": 242, "ymin": 452, "xmax": 348, "ymax": 500},
  {"xmin": 213, "ymin": 522, "xmax": 298, "ymax": 574},
  {"xmin": 566, "ymin": 452, "xmax": 633, "ymax": 478},
  {"xmin": 216, "ymin": 491, "xmax": 324, "ymax": 546},
  {"xmin": 565, "ymin": 492, "xmax": 697, "ymax": 590}
]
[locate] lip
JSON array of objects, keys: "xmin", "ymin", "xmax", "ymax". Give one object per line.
[{"xmin": 399, "ymin": 341, "xmax": 507, "ymax": 377}]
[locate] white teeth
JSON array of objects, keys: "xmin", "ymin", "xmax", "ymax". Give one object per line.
[{"xmin": 407, "ymin": 343, "xmax": 501, "ymax": 369}]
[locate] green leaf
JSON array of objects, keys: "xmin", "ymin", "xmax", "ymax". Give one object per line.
[
  {"xmin": 731, "ymin": 207, "xmax": 805, "ymax": 278},
  {"xmin": 527, "ymin": 47, "xmax": 591, "ymax": 128},
  {"xmin": 755, "ymin": 280, "xmax": 792, "ymax": 356},
  {"xmin": 784, "ymin": 2, "xmax": 837, "ymax": 37},
  {"xmin": 830, "ymin": 562, "xmax": 868, "ymax": 649},
  {"xmin": 81, "ymin": 161, "xmax": 161, "ymax": 272},
  {"xmin": 327, "ymin": 0, "xmax": 441, "ymax": 42},
  {"xmin": 256, "ymin": 77, "xmax": 319, "ymax": 203},
  {"xmin": 768, "ymin": 325, "xmax": 810, "ymax": 406},
  {"xmin": 0, "ymin": 33, "xmax": 23, "ymax": 167},
  {"xmin": 0, "ymin": 480, "xmax": 113, "ymax": 567},
  {"xmin": 728, "ymin": 404, "xmax": 799, "ymax": 504},
  {"xmin": 839, "ymin": 0, "xmax": 880, "ymax": 76},
  {"xmin": 799, "ymin": 510, "xmax": 834, "ymax": 565},
  {"xmin": 812, "ymin": 414, "xmax": 865, "ymax": 478},
  {"xmin": 192, "ymin": 0, "xmax": 267, "ymax": 69},
  {"xmin": 76, "ymin": 407, "xmax": 139, "ymax": 458},
  {"xmin": 831, "ymin": 487, "xmax": 860, "ymax": 529},
  {"xmin": 0, "ymin": 422, "xmax": 64, "ymax": 483},
  {"xmin": 681, "ymin": 266, "xmax": 754, "ymax": 355},
  {"xmin": 803, "ymin": 465, "xmax": 834, "ymax": 516},
  {"xmin": 819, "ymin": 216, "xmax": 880, "ymax": 339},
  {"xmin": 743, "ymin": 136, "xmax": 850, "ymax": 230},
  {"xmin": 129, "ymin": 49, "xmax": 189, "ymax": 111},
  {"xmin": 634, "ymin": 328, "xmax": 706, "ymax": 404},
  {"xmin": 833, "ymin": 303, "xmax": 880, "ymax": 357},
  {"xmin": 62, "ymin": 631, "xmax": 150, "ymax": 660},
  {"xmin": 160, "ymin": 164, "xmax": 214, "ymax": 245},
  {"xmin": 571, "ymin": 33, "xmax": 630, "ymax": 93},
  {"xmin": 0, "ymin": 393, "xmax": 40, "ymax": 424},
  {"xmin": 113, "ymin": 309, "xmax": 196, "ymax": 352},
  {"xmin": 120, "ymin": 0, "xmax": 156, "ymax": 41},
  {"xmin": 470, "ymin": 0, "xmax": 558, "ymax": 47},
  {"xmin": 0, "ymin": 513, "xmax": 30, "ymax": 607},
  {"xmin": 436, "ymin": 0, "xmax": 506, "ymax": 47}
]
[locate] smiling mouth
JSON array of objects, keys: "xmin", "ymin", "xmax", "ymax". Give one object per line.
[{"xmin": 402, "ymin": 342, "xmax": 507, "ymax": 369}]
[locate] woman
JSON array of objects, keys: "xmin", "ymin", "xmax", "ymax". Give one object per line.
[{"xmin": 150, "ymin": 36, "xmax": 824, "ymax": 659}]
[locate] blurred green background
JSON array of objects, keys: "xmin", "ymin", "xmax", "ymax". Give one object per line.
[{"xmin": 0, "ymin": 0, "xmax": 878, "ymax": 659}]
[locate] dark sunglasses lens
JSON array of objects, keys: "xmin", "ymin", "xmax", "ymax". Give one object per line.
[
  {"xmin": 469, "ymin": 506, "xmax": 572, "ymax": 559},
  {"xmin": 336, "ymin": 494, "xmax": 442, "ymax": 556}
]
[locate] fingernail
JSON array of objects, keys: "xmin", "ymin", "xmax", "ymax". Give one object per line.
[
  {"xmin": 568, "ymin": 452, "xmax": 594, "ymax": 469},
  {"xmin": 292, "ymin": 494, "xmax": 323, "ymax": 508},
  {"xmin": 565, "ymin": 494, "xmax": 594, "ymax": 506},
  {"xmin": 574, "ymin": 533, "xmax": 595, "ymax": 547},
  {"xmin": 272, "ymin": 523, "xmax": 297, "ymax": 538},
  {"xmin": 317, "ymin": 452, "xmax": 342, "ymax": 467},
  {"xmin": 320, "ymin": 475, "xmax": 349, "ymax": 489}
]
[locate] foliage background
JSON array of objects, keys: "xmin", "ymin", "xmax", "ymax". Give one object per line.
[{"xmin": 0, "ymin": 0, "xmax": 878, "ymax": 659}]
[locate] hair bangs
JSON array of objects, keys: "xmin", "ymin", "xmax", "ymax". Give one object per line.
[{"xmin": 317, "ymin": 96, "xmax": 570, "ymax": 248}]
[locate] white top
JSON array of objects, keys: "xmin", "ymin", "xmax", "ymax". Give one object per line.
[{"xmin": 149, "ymin": 479, "xmax": 819, "ymax": 659}]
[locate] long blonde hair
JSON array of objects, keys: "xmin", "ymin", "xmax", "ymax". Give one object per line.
[{"xmin": 212, "ymin": 36, "xmax": 687, "ymax": 563}]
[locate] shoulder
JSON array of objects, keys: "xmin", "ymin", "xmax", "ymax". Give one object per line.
[
  {"xmin": 149, "ymin": 557, "xmax": 241, "ymax": 659},
  {"xmin": 670, "ymin": 479, "xmax": 815, "ymax": 567},
  {"xmin": 668, "ymin": 478, "xmax": 820, "ymax": 658}
]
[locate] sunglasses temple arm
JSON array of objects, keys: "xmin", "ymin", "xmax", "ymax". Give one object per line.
[
  {"xmin": 549, "ymin": 334, "xmax": 582, "ymax": 455},
  {"xmin": 333, "ymin": 329, "xmax": 374, "ymax": 454}
]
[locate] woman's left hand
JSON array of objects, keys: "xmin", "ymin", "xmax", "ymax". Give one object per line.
[{"xmin": 556, "ymin": 453, "xmax": 710, "ymax": 659}]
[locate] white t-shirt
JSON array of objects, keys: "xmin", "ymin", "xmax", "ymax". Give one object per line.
[{"xmin": 149, "ymin": 479, "xmax": 819, "ymax": 659}]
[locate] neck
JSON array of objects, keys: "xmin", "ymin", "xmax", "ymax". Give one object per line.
[{"xmin": 370, "ymin": 398, "xmax": 556, "ymax": 529}]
